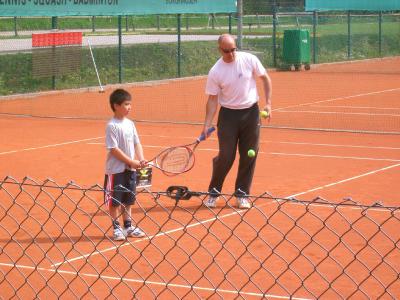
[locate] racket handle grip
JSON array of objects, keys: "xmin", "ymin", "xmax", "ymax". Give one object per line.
[{"xmin": 198, "ymin": 126, "xmax": 216, "ymax": 142}]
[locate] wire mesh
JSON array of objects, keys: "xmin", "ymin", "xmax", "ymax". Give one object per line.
[
  {"xmin": 0, "ymin": 12, "xmax": 399, "ymax": 96},
  {"xmin": 0, "ymin": 176, "xmax": 399, "ymax": 299}
]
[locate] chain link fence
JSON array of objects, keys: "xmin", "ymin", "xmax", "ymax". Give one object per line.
[
  {"xmin": 0, "ymin": 11, "xmax": 399, "ymax": 95},
  {"xmin": 0, "ymin": 176, "xmax": 399, "ymax": 299}
]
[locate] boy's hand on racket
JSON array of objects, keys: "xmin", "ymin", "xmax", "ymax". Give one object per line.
[
  {"xmin": 129, "ymin": 159, "xmax": 142, "ymax": 169},
  {"xmin": 139, "ymin": 159, "xmax": 147, "ymax": 168}
]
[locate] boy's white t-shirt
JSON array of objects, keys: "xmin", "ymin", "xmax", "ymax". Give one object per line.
[
  {"xmin": 105, "ymin": 117, "xmax": 140, "ymax": 174},
  {"xmin": 205, "ymin": 51, "xmax": 266, "ymax": 109}
]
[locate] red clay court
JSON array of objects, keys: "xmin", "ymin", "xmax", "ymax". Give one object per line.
[{"xmin": 0, "ymin": 57, "xmax": 399, "ymax": 299}]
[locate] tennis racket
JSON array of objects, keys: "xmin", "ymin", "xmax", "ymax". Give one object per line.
[{"xmin": 145, "ymin": 127, "xmax": 215, "ymax": 176}]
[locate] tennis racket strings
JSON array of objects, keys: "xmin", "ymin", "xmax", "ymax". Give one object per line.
[{"xmin": 157, "ymin": 146, "xmax": 194, "ymax": 174}]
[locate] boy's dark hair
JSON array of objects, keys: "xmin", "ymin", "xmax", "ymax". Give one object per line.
[{"xmin": 109, "ymin": 88, "xmax": 132, "ymax": 111}]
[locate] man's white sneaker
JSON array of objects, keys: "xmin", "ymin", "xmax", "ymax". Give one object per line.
[
  {"xmin": 204, "ymin": 196, "xmax": 218, "ymax": 208},
  {"xmin": 124, "ymin": 226, "xmax": 145, "ymax": 238},
  {"xmin": 237, "ymin": 197, "xmax": 251, "ymax": 209}
]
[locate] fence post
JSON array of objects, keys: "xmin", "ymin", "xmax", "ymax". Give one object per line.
[
  {"xmin": 272, "ymin": 1, "xmax": 277, "ymax": 68},
  {"xmin": 237, "ymin": 0, "xmax": 243, "ymax": 49},
  {"xmin": 92, "ymin": 16, "xmax": 95, "ymax": 32},
  {"xmin": 118, "ymin": 15, "xmax": 122, "ymax": 83},
  {"xmin": 51, "ymin": 16, "xmax": 57, "ymax": 90},
  {"xmin": 312, "ymin": 10, "xmax": 317, "ymax": 64},
  {"xmin": 347, "ymin": 11, "xmax": 351, "ymax": 59},
  {"xmin": 13, "ymin": 17, "xmax": 18, "ymax": 36},
  {"xmin": 228, "ymin": 13, "xmax": 232, "ymax": 34},
  {"xmin": 379, "ymin": 11, "xmax": 383, "ymax": 56},
  {"xmin": 177, "ymin": 14, "xmax": 182, "ymax": 78}
]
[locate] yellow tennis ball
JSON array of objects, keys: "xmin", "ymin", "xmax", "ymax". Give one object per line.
[
  {"xmin": 247, "ymin": 149, "xmax": 256, "ymax": 158},
  {"xmin": 260, "ymin": 110, "xmax": 269, "ymax": 118}
]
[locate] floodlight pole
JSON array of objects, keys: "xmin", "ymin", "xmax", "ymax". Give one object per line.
[{"xmin": 237, "ymin": 0, "xmax": 243, "ymax": 49}]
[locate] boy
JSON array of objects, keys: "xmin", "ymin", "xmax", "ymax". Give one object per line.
[{"xmin": 104, "ymin": 88, "xmax": 146, "ymax": 241}]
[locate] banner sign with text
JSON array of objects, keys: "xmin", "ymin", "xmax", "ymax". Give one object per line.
[
  {"xmin": 0, "ymin": 0, "xmax": 237, "ymax": 17},
  {"xmin": 306, "ymin": 0, "xmax": 400, "ymax": 11}
]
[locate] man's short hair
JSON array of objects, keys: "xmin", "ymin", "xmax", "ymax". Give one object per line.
[{"xmin": 109, "ymin": 89, "xmax": 132, "ymax": 111}]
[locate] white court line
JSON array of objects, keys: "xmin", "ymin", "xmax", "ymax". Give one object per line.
[
  {"xmin": 288, "ymin": 162, "xmax": 400, "ymax": 198},
  {"xmin": 270, "ymin": 141, "xmax": 400, "ymax": 150},
  {"xmin": 90, "ymin": 140, "xmax": 400, "ymax": 151},
  {"xmin": 0, "ymin": 134, "xmax": 204, "ymax": 156},
  {"xmin": 270, "ymin": 152, "xmax": 400, "ymax": 162},
  {"xmin": 273, "ymin": 87, "xmax": 400, "ymax": 112},
  {"xmin": 275, "ymin": 110, "xmax": 400, "ymax": 117},
  {"xmin": 310, "ymin": 105, "xmax": 400, "ymax": 111},
  {"xmin": 52, "ymin": 208, "xmax": 247, "ymax": 267},
  {"xmin": 0, "ymin": 136, "xmax": 104, "ymax": 156},
  {"xmin": 88, "ymin": 143, "xmax": 400, "ymax": 162},
  {"xmin": 0, "ymin": 262, "xmax": 310, "ymax": 300},
  {"xmin": 2, "ymin": 133, "xmax": 398, "ymax": 157},
  {"xmin": 90, "ymin": 143, "xmax": 400, "ymax": 162}
]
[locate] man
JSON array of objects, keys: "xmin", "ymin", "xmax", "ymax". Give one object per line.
[{"xmin": 202, "ymin": 33, "xmax": 272, "ymax": 209}]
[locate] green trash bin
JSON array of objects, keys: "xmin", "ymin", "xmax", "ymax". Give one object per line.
[{"xmin": 283, "ymin": 29, "xmax": 311, "ymax": 70}]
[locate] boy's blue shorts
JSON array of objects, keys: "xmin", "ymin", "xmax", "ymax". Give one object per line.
[{"xmin": 104, "ymin": 169, "xmax": 136, "ymax": 207}]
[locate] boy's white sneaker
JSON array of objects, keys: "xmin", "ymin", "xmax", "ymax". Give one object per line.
[{"xmin": 113, "ymin": 227, "xmax": 125, "ymax": 241}]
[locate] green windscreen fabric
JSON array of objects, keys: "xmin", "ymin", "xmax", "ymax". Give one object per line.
[
  {"xmin": 306, "ymin": 0, "xmax": 400, "ymax": 11},
  {"xmin": 0, "ymin": 0, "xmax": 236, "ymax": 17}
]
